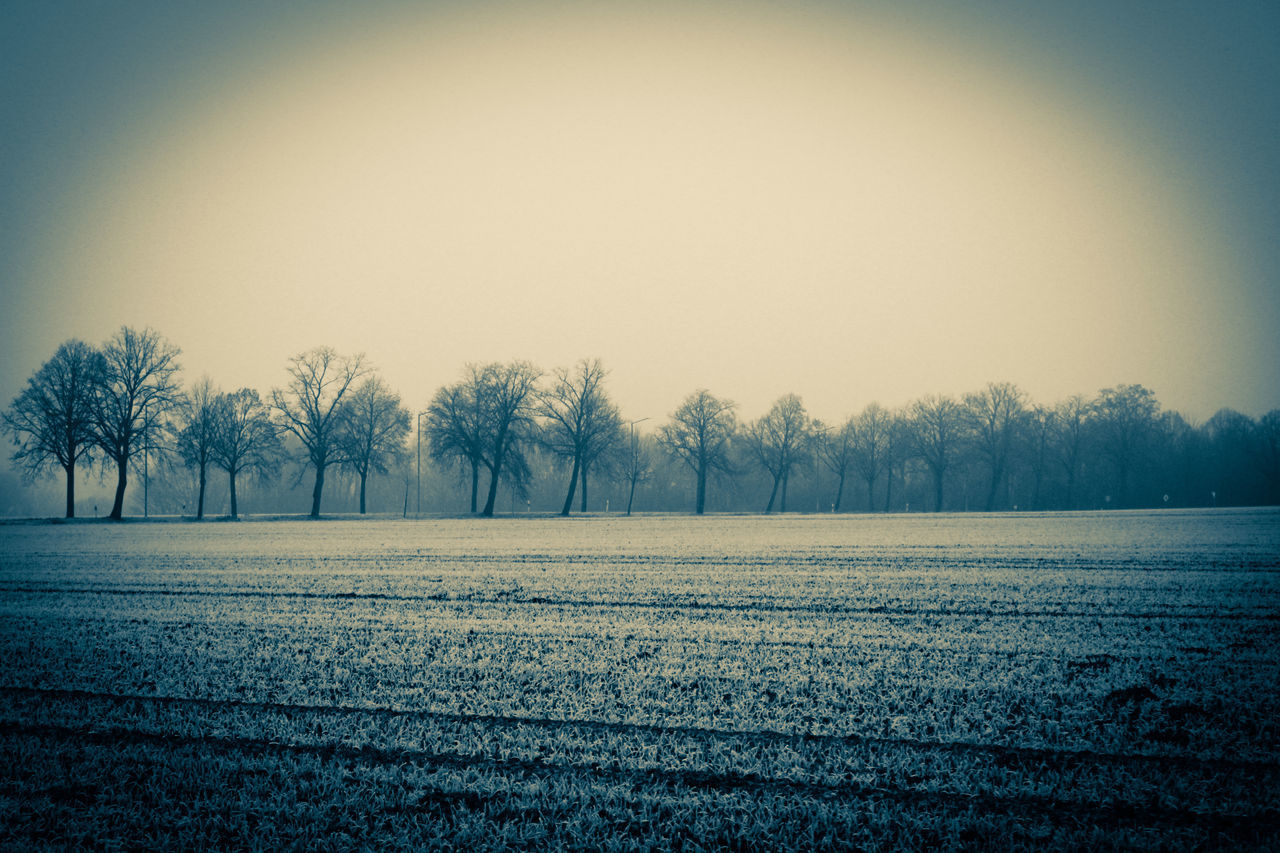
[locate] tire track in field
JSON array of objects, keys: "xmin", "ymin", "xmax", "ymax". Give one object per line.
[
  {"xmin": 3, "ymin": 586, "xmax": 1277, "ymax": 620},
  {"xmin": 3, "ymin": 719, "xmax": 1277, "ymax": 836},
  {"xmin": 5, "ymin": 685, "xmax": 1276, "ymax": 775}
]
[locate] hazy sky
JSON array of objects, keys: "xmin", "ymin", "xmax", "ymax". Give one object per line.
[{"xmin": 3, "ymin": 0, "xmax": 1278, "ymax": 433}]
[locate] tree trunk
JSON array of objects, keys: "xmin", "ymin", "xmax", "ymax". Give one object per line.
[
  {"xmin": 561, "ymin": 455, "xmax": 580, "ymax": 516},
  {"xmin": 626, "ymin": 477, "xmax": 637, "ymax": 516},
  {"xmin": 470, "ymin": 461, "xmax": 479, "ymax": 514},
  {"xmin": 764, "ymin": 477, "xmax": 779, "ymax": 514},
  {"xmin": 780, "ymin": 471, "xmax": 789, "ymax": 513},
  {"xmin": 310, "ymin": 464, "xmax": 325, "ymax": 518},
  {"xmin": 580, "ymin": 466, "xmax": 588, "ymax": 513},
  {"xmin": 984, "ymin": 461, "xmax": 1003, "ymax": 512},
  {"xmin": 196, "ymin": 464, "xmax": 207, "ymax": 520},
  {"xmin": 229, "ymin": 470, "xmax": 239, "ymax": 519},
  {"xmin": 64, "ymin": 461, "xmax": 75, "ymax": 519},
  {"xmin": 359, "ymin": 471, "xmax": 368, "ymax": 514},
  {"xmin": 832, "ymin": 470, "xmax": 846, "ymax": 513},
  {"xmin": 110, "ymin": 458, "xmax": 127, "ymax": 520},
  {"xmin": 695, "ymin": 464, "xmax": 707, "ymax": 515},
  {"xmin": 481, "ymin": 461, "xmax": 501, "ymax": 517},
  {"xmin": 883, "ymin": 467, "xmax": 893, "ymax": 513}
]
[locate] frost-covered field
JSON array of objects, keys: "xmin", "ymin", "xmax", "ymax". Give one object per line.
[{"xmin": 1, "ymin": 509, "xmax": 1278, "ymax": 850}]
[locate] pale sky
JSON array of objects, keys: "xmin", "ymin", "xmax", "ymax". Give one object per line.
[{"xmin": 3, "ymin": 0, "xmax": 1278, "ymax": 437}]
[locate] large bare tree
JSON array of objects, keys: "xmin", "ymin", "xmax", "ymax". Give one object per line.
[
  {"xmin": 658, "ymin": 389, "xmax": 736, "ymax": 515},
  {"xmin": 425, "ymin": 368, "xmax": 488, "ymax": 514},
  {"xmin": 92, "ymin": 327, "xmax": 183, "ymax": 520},
  {"xmin": 337, "ymin": 375, "xmax": 410, "ymax": 514},
  {"xmin": 211, "ymin": 388, "xmax": 281, "ymax": 519},
  {"xmin": 818, "ymin": 416, "xmax": 855, "ymax": 512},
  {"xmin": 539, "ymin": 358, "xmax": 622, "ymax": 516},
  {"xmin": 1092, "ymin": 384, "xmax": 1159, "ymax": 508},
  {"xmin": 908, "ymin": 393, "xmax": 965, "ymax": 512},
  {"xmin": 744, "ymin": 393, "xmax": 809, "ymax": 513},
  {"xmin": 623, "ymin": 432, "xmax": 654, "ymax": 516},
  {"xmin": 476, "ymin": 361, "xmax": 542, "ymax": 518},
  {"xmin": 963, "ymin": 382, "xmax": 1027, "ymax": 511},
  {"xmin": 2, "ymin": 339, "xmax": 104, "ymax": 518},
  {"xmin": 176, "ymin": 376, "xmax": 219, "ymax": 519},
  {"xmin": 850, "ymin": 402, "xmax": 893, "ymax": 512},
  {"xmin": 271, "ymin": 346, "xmax": 366, "ymax": 518},
  {"xmin": 1052, "ymin": 394, "xmax": 1092, "ymax": 510}
]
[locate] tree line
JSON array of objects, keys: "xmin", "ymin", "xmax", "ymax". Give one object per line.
[{"xmin": 5, "ymin": 326, "xmax": 1279, "ymax": 519}]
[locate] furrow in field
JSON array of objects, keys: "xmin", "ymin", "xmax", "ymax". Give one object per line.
[{"xmin": 3, "ymin": 585, "xmax": 1277, "ymax": 621}]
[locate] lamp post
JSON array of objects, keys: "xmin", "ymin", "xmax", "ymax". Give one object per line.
[
  {"xmin": 627, "ymin": 417, "xmax": 650, "ymax": 517},
  {"xmin": 417, "ymin": 411, "xmax": 426, "ymax": 518}
]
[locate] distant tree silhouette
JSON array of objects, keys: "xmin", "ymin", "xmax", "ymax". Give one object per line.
[
  {"xmin": 908, "ymin": 394, "xmax": 965, "ymax": 512},
  {"xmin": 1092, "ymin": 384, "xmax": 1159, "ymax": 508},
  {"xmin": 850, "ymin": 402, "xmax": 892, "ymax": 513},
  {"xmin": 964, "ymin": 382, "xmax": 1028, "ymax": 511},
  {"xmin": 211, "ymin": 388, "xmax": 281, "ymax": 519},
  {"xmin": 176, "ymin": 376, "xmax": 220, "ymax": 519},
  {"xmin": 337, "ymin": 376, "xmax": 410, "ymax": 514},
  {"xmin": 745, "ymin": 394, "xmax": 809, "ymax": 513},
  {"xmin": 1022, "ymin": 405, "xmax": 1055, "ymax": 511},
  {"xmin": 659, "ymin": 389, "xmax": 736, "ymax": 515},
  {"xmin": 2, "ymin": 339, "xmax": 104, "ymax": 518},
  {"xmin": 272, "ymin": 347, "xmax": 366, "ymax": 518},
  {"xmin": 882, "ymin": 411, "xmax": 911, "ymax": 512},
  {"xmin": 1052, "ymin": 395, "xmax": 1092, "ymax": 510},
  {"xmin": 540, "ymin": 359, "xmax": 623, "ymax": 516},
  {"xmin": 623, "ymin": 433, "xmax": 654, "ymax": 516},
  {"xmin": 819, "ymin": 416, "xmax": 856, "ymax": 512},
  {"xmin": 92, "ymin": 327, "xmax": 183, "ymax": 520},
  {"xmin": 476, "ymin": 361, "xmax": 542, "ymax": 517},
  {"xmin": 425, "ymin": 368, "xmax": 489, "ymax": 514}
]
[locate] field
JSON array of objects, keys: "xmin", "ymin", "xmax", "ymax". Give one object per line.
[{"xmin": 1, "ymin": 509, "xmax": 1278, "ymax": 850}]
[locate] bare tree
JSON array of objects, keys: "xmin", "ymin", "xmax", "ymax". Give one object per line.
[
  {"xmin": 1092, "ymin": 384, "xmax": 1159, "ymax": 508},
  {"xmin": 3, "ymin": 340, "xmax": 104, "ymax": 518},
  {"xmin": 658, "ymin": 389, "xmax": 736, "ymax": 515},
  {"xmin": 623, "ymin": 432, "xmax": 654, "ymax": 516},
  {"xmin": 1021, "ymin": 405, "xmax": 1056, "ymax": 510},
  {"xmin": 963, "ymin": 382, "xmax": 1027, "ymax": 511},
  {"xmin": 819, "ymin": 416, "xmax": 855, "ymax": 512},
  {"xmin": 476, "ymin": 361, "xmax": 542, "ymax": 517},
  {"xmin": 908, "ymin": 394, "xmax": 965, "ymax": 512},
  {"xmin": 271, "ymin": 346, "xmax": 366, "ymax": 518},
  {"xmin": 337, "ymin": 376, "xmax": 410, "ymax": 514},
  {"xmin": 1053, "ymin": 395, "xmax": 1092, "ymax": 510},
  {"xmin": 92, "ymin": 327, "xmax": 183, "ymax": 520},
  {"xmin": 745, "ymin": 393, "xmax": 810, "ymax": 513},
  {"xmin": 540, "ymin": 359, "xmax": 623, "ymax": 516},
  {"xmin": 211, "ymin": 388, "xmax": 281, "ymax": 519},
  {"xmin": 425, "ymin": 368, "xmax": 489, "ymax": 514},
  {"xmin": 176, "ymin": 376, "xmax": 219, "ymax": 519},
  {"xmin": 882, "ymin": 411, "xmax": 911, "ymax": 512},
  {"xmin": 850, "ymin": 402, "xmax": 892, "ymax": 512}
]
